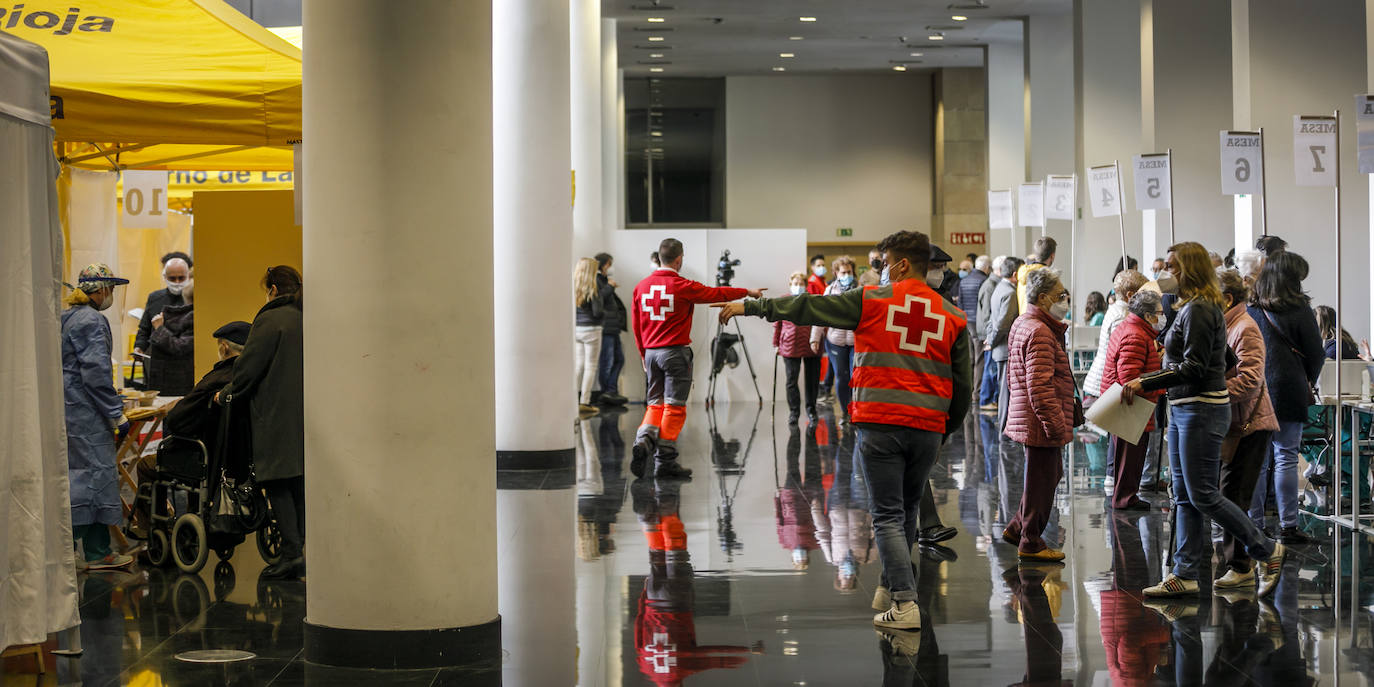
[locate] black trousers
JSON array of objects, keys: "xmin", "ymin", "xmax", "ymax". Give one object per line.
[
  {"xmin": 263, "ymin": 476, "xmax": 305, "ymax": 562},
  {"xmin": 1220, "ymin": 430, "xmax": 1271, "ymax": 572},
  {"xmin": 783, "ymin": 356, "xmax": 821, "ymax": 416}
]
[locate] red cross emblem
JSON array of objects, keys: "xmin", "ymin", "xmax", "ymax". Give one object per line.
[
  {"xmin": 645, "ymin": 632, "xmax": 678, "ymax": 673},
  {"xmin": 886, "ymin": 294, "xmax": 945, "ymax": 353},
  {"xmin": 641, "ymin": 284, "xmax": 675, "ymax": 321}
]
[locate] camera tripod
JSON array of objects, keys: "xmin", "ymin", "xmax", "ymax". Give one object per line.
[{"xmin": 706, "ymin": 316, "xmax": 763, "ymax": 406}]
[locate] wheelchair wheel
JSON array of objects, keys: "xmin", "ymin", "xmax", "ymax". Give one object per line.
[
  {"xmin": 213, "ymin": 560, "xmax": 237, "ymax": 601},
  {"xmin": 171, "ymin": 513, "xmax": 209, "ymax": 574},
  {"xmin": 256, "ymin": 520, "xmax": 283, "ymax": 565},
  {"xmin": 215, "ymin": 546, "xmax": 235, "ymax": 562},
  {"xmin": 147, "ymin": 529, "xmax": 171, "ymax": 567}
]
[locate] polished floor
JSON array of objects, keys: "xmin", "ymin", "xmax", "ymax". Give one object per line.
[{"xmin": 7, "ymin": 402, "xmax": 1374, "ymax": 686}]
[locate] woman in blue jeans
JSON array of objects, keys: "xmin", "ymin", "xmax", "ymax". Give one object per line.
[
  {"xmin": 1246, "ymin": 251, "xmax": 1324, "ymax": 544},
  {"xmin": 1123, "ymin": 243, "xmax": 1285, "ymax": 599},
  {"xmin": 811, "ymin": 256, "xmax": 859, "ymax": 423}
]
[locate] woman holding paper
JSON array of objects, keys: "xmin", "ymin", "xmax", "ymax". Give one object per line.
[
  {"xmin": 1121, "ymin": 243, "xmax": 1285, "ymax": 600},
  {"xmin": 1100, "ymin": 291, "xmax": 1165, "ymax": 510}
]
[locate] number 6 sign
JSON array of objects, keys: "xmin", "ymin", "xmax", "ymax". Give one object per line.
[
  {"xmin": 1219, "ymin": 131, "xmax": 1263, "ymax": 196},
  {"xmin": 121, "ymin": 170, "xmax": 168, "ymax": 228}
]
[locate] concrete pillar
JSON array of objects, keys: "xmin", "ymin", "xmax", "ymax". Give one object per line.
[
  {"xmin": 497, "ymin": 474, "xmax": 575, "ymax": 685},
  {"xmin": 986, "ymin": 30, "xmax": 1028, "ymax": 259},
  {"xmin": 301, "ymin": 0, "xmax": 497, "ymax": 669},
  {"xmin": 601, "ymin": 18, "xmax": 621, "ymax": 234},
  {"xmin": 1368, "ymin": 0, "xmax": 1374, "ymax": 345},
  {"xmin": 571, "ymin": 0, "xmax": 603, "ymax": 259},
  {"xmin": 496, "ymin": 0, "xmax": 575, "ymax": 467},
  {"xmin": 1027, "ymin": 12, "xmax": 1077, "ymax": 297},
  {"xmin": 933, "ymin": 68, "xmax": 988, "ymax": 256}
]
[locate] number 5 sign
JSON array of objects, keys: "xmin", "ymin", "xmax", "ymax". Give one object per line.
[
  {"xmin": 1132, "ymin": 153, "xmax": 1172, "ymax": 210},
  {"xmin": 1219, "ymin": 131, "xmax": 1263, "ymax": 195},
  {"xmin": 1294, "ymin": 115, "xmax": 1338, "ymax": 187},
  {"xmin": 121, "ymin": 170, "xmax": 168, "ymax": 228}
]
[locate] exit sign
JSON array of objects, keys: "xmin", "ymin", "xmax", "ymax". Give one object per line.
[
  {"xmin": 949, "ymin": 232, "xmax": 986, "ymax": 245},
  {"xmin": 836, "ymin": 227, "xmax": 853, "ymax": 237}
]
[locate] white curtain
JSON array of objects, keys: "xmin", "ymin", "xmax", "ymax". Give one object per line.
[
  {"xmin": 64, "ymin": 167, "xmax": 124, "ymax": 377},
  {"xmin": 0, "ymin": 31, "xmax": 79, "ymax": 650}
]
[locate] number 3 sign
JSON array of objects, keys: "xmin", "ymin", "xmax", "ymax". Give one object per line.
[{"xmin": 121, "ymin": 171, "xmax": 168, "ymax": 228}]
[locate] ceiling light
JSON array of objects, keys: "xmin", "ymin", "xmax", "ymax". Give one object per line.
[
  {"xmin": 773, "ymin": 66, "xmax": 786, "ymax": 72},
  {"xmin": 799, "ymin": 16, "xmax": 817, "ymax": 22},
  {"xmin": 649, "ymin": 67, "xmax": 664, "ymax": 72},
  {"xmin": 647, "ymin": 17, "xmax": 665, "ymax": 22},
  {"xmin": 647, "ymin": 36, "xmax": 665, "ymax": 41},
  {"xmin": 650, "ymin": 131, "xmax": 663, "ymax": 137},
  {"xmin": 789, "ymin": 36, "xmax": 804, "ymax": 40},
  {"xmin": 928, "ymin": 34, "xmax": 944, "ymax": 40},
  {"xmin": 893, "ymin": 65, "xmax": 907, "ymax": 71},
  {"xmin": 951, "ymin": 15, "xmax": 968, "ymax": 21},
  {"xmin": 910, "ymin": 52, "xmax": 923, "ymax": 57},
  {"xmin": 649, "ymin": 53, "xmax": 664, "ymax": 57},
  {"xmin": 779, "ymin": 52, "xmax": 794, "ymax": 58}
]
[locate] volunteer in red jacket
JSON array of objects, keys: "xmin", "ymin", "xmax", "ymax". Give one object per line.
[
  {"xmin": 715, "ymin": 230, "xmax": 972, "ymax": 631},
  {"xmin": 1002, "ymin": 268, "xmax": 1078, "ymax": 561},
  {"xmin": 1100, "ymin": 290, "xmax": 1166, "ymax": 510},
  {"xmin": 632, "ymin": 238, "xmax": 764, "ymax": 480}
]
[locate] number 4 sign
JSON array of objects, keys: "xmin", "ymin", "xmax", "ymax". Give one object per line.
[
  {"xmin": 121, "ymin": 170, "xmax": 168, "ymax": 228},
  {"xmin": 1293, "ymin": 115, "xmax": 1338, "ymax": 187},
  {"xmin": 1087, "ymin": 164, "xmax": 1123, "ymax": 218}
]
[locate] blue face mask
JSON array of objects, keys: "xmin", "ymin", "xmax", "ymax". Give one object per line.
[
  {"xmin": 837, "ymin": 274, "xmax": 854, "ymax": 288},
  {"xmin": 958, "ymin": 269, "xmax": 969, "ymax": 279},
  {"xmin": 879, "ymin": 266, "xmax": 890, "ymax": 286}
]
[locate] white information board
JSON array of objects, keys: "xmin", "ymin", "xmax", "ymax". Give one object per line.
[
  {"xmin": 1044, "ymin": 175, "xmax": 1075, "ymax": 221},
  {"xmin": 1356, "ymin": 96, "xmax": 1374, "ymax": 174},
  {"xmin": 1132, "ymin": 154, "xmax": 1172, "ymax": 210},
  {"xmin": 987, "ymin": 190, "xmax": 1014, "ymax": 230},
  {"xmin": 1087, "ymin": 164, "xmax": 1122, "ymax": 218},
  {"xmin": 121, "ymin": 171, "xmax": 168, "ymax": 229},
  {"xmin": 1219, "ymin": 131, "xmax": 1263, "ymax": 195},
  {"xmin": 1017, "ymin": 183, "xmax": 1045, "ymax": 227},
  {"xmin": 1293, "ymin": 115, "xmax": 1338, "ymax": 187}
]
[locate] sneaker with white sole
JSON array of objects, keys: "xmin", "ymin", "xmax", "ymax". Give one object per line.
[
  {"xmin": 872, "ymin": 585, "xmax": 892, "ymax": 611},
  {"xmin": 875, "ymin": 629, "xmax": 922, "ymax": 657},
  {"xmin": 1143, "ymin": 573, "xmax": 1199, "ymax": 597},
  {"xmin": 1214, "ymin": 567, "xmax": 1255, "ymax": 589},
  {"xmin": 1257, "ymin": 542, "xmax": 1285, "ymax": 597},
  {"xmin": 873, "ymin": 600, "xmax": 921, "ymax": 630},
  {"xmin": 86, "ymin": 553, "xmax": 133, "ymax": 571}
]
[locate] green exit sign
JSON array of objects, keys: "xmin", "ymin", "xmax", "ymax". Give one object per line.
[{"xmin": 836, "ymin": 227, "xmax": 853, "ymax": 237}]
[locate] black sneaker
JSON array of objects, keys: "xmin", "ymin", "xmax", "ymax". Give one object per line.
[
  {"xmin": 917, "ymin": 526, "xmax": 958, "ymax": 545},
  {"xmin": 1280, "ymin": 527, "xmax": 1313, "ymax": 546},
  {"xmin": 654, "ymin": 461, "xmax": 693, "ymax": 480},
  {"xmin": 630, "ymin": 441, "xmax": 650, "ymax": 478},
  {"xmin": 261, "ymin": 557, "xmax": 303, "ymax": 581},
  {"xmin": 598, "ymin": 392, "xmax": 628, "ymax": 406}
]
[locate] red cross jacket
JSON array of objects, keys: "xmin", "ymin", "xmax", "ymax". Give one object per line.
[{"xmin": 632, "ymin": 268, "xmax": 747, "ymax": 359}]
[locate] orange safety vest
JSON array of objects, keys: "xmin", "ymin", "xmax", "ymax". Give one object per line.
[{"xmin": 850, "ymin": 280, "xmax": 966, "ymax": 432}]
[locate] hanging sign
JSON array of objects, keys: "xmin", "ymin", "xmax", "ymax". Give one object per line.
[
  {"xmin": 1219, "ymin": 131, "xmax": 1263, "ymax": 195},
  {"xmin": 1044, "ymin": 175, "xmax": 1076, "ymax": 221},
  {"xmin": 987, "ymin": 190, "xmax": 1014, "ymax": 229},
  {"xmin": 120, "ymin": 170, "xmax": 168, "ymax": 229},
  {"xmin": 1087, "ymin": 164, "xmax": 1122, "ymax": 217},
  {"xmin": 1293, "ymin": 115, "xmax": 1338, "ymax": 187},
  {"xmin": 1356, "ymin": 95, "xmax": 1374, "ymax": 174},
  {"xmin": 1017, "ymin": 182, "xmax": 1045, "ymax": 227},
  {"xmin": 1132, "ymin": 153, "xmax": 1172, "ymax": 210}
]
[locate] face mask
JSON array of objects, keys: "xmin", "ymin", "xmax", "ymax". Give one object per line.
[
  {"xmin": 165, "ymin": 279, "xmax": 185, "ymax": 295},
  {"xmin": 870, "ymin": 258, "xmax": 881, "ymax": 269},
  {"xmin": 1155, "ymin": 270, "xmax": 1179, "ymax": 295},
  {"xmin": 958, "ymin": 269, "xmax": 969, "ymax": 279},
  {"xmin": 837, "ymin": 274, "xmax": 854, "ymax": 287},
  {"xmin": 813, "ymin": 265, "xmax": 827, "ymax": 277},
  {"xmin": 880, "ymin": 266, "xmax": 891, "ymax": 286},
  {"xmin": 1049, "ymin": 300, "xmax": 1070, "ymax": 320},
  {"xmin": 789, "ymin": 285, "xmax": 804, "ymax": 296},
  {"xmin": 926, "ymin": 269, "xmax": 944, "ymax": 288},
  {"xmin": 650, "ymin": 262, "xmax": 660, "ymax": 271},
  {"xmin": 1155, "ymin": 314, "xmax": 1167, "ymax": 330}
]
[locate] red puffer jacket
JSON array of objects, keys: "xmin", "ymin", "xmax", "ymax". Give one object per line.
[
  {"xmin": 1005, "ymin": 307, "xmax": 1077, "ymax": 447},
  {"xmin": 1101, "ymin": 312, "xmax": 1165, "ymax": 432},
  {"xmin": 773, "ymin": 321, "xmax": 816, "ymax": 359}
]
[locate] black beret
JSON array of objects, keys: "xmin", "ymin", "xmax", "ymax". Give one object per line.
[
  {"xmin": 928, "ymin": 245, "xmax": 954, "ymax": 264},
  {"xmin": 212, "ymin": 321, "xmax": 251, "ymax": 346}
]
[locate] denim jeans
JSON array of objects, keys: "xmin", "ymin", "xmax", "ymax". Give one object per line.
[
  {"xmin": 597, "ymin": 332, "xmax": 625, "ymax": 394},
  {"xmin": 1250, "ymin": 421, "xmax": 1303, "ymax": 528},
  {"xmin": 1167, "ymin": 402, "xmax": 1274, "ymax": 580},
  {"xmin": 979, "ymin": 352, "xmax": 1000, "ymax": 406},
  {"xmin": 826, "ymin": 342, "xmax": 855, "ymax": 414},
  {"xmin": 856, "ymin": 423, "xmax": 941, "ymax": 602}
]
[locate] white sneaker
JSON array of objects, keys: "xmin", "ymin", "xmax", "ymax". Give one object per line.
[
  {"xmin": 1143, "ymin": 573, "xmax": 1199, "ymax": 597},
  {"xmin": 873, "ymin": 600, "xmax": 921, "ymax": 630},
  {"xmin": 875, "ymin": 629, "xmax": 922, "ymax": 656},
  {"xmin": 871, "ymin": 585, "xmax": 892, "ymax": 611},
  {"xmin": 86, "ymin": 553, "xmax": 133, "ymax": 571},
  {"xmin": 1213, "ymin": 567, "xmax": 1255, "ymax": 589},
  {"xmin": 1257, "ymin": 542, "xmax": 1285, "ymax": 597}
]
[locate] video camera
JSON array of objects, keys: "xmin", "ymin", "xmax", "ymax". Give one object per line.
[{"xmin": 716, "ymin": 250, "xmax": 741, "ymax": 287}]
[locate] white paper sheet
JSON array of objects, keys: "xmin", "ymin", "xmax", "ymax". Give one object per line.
[{"xmin": 1084, "ymin": 383, "xmax": 1157, "ymax": 445}]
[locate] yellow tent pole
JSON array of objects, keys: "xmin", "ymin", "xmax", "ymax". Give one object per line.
[
  {"xmin": 64, "ymin": 142, "xmax": 152, "ymax": 164},
  {"xmin": 119, "ymin": 145, "xmax": 261, "ymax": 169}
]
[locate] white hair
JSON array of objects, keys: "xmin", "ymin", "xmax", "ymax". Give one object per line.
[
  {"xmin": 162, "ymin": 257, "xmax": 189, "ymax": 275},
  {"xmin": 991, "ymin": 255, "xmax": 1007, "ymax": 275},
  {"xmin": 975, "ymin": 255, "xmax": 992, "ymax": 271},
  {"xmin": 1235, "ymin": 250, "xmax": 1263, "ymax": 279}
]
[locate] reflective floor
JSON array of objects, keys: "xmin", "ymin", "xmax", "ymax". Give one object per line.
[{"xmin": 8, "ymin": 402, "xmax": 1374, "ymax": 686}]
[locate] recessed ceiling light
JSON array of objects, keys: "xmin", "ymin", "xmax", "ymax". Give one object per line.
[
  {"xmin": 649, "ymin": 67, "xmax": 664, "ymax": 72},
  {"xmin": 647, "ymin": 36, "xmax": 665, "ymax": 41},
  {"xmin": 928, "ymin": 34, "xmax": 944, "ymax": 40},
  {"xmin": 951, "ymin": 15, "xmax": 968, "ymax": 21},
  {"xmin": 893, "ymin": 65, "xmax": 907, "ymax": 71},
  {"xmin": 779, "ymin": 52, "xmax": 794, "ymax": 58},
  {"xmin": 649, "ymin": 53, "xmax": 664, "ymax": 58},
  {"xmin": 650, "ymin": 131, "xmax": 663, "ymax": 136},
  {"xmin": 910, "ymin": 52, "xmax": 923, "ymax": 57},
  {"xmin": 773, "ymin": 66, "xmax": 786, "ymax": 72},
  {"xmin": 647, "ymin": 17, "xmax": 665, "ymax": 22},
  {"xmin": 789, "ymin": 36, "xmax": 804, "ymax": 40},
  {"xmin": 799, "ymin": 16, "xmax": 817, "ymax": 22}
]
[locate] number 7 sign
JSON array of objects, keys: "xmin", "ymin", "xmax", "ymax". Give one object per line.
[{"xmin": 1294, "ymin": 115, "xmax": 1337, "ymax": 187}]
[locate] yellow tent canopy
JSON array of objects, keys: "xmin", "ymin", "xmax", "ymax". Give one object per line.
[{"xmin": 3, "ymin": 0, "xmax": 300, "ymax": 170}]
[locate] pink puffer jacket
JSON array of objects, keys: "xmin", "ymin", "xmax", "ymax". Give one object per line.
[
  {"xmin": 774, "ymin": 320, "xmax": 817, "ymax": 359},
  {"xmin": 1224, "ymin": 303, "xmax": 1279, "ymax": 436},
  {"xmin": 1101, "ymin": 312, "xmax": 1165, "ymax": 433},
  {"xmin": 811, "ymin": 281, "xmax": 858, "ymax": 347},
  {"xmin": 1005, "ymin": 307, "xmax": 1077, "ymax": 447}
]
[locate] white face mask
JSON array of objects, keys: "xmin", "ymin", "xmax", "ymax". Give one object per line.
[
  {"xmin": 165, "ymin": 279, "xmax": 185, "ymax": 295},
  {"xmin": 1155, "ymin": 313, "xmax": 1167, "ymax": 330},
  {"xmin": 1049, "ymin": 300, "xmax": 1070, "ymax": 320},
  {"xmin": 926, "ymin": 269, "xmax": 944, "ymax": 288},
  {"xmin": 789, "ymin": 284, "xmax": 804, "ymax": 296},
  {"xmin": 813, "ymin": 265, "xmax": 827, "ymax": 277},
  {"xmin": 1155, "ymin": 270, "xmax": 1179, "ymax": 295}
]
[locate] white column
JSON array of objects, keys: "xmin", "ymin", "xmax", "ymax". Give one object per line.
[
  {"xmin": 498, "ymin": 486, "xmax": 575, "ymax": 686},
  {"xmin": 302, "ymin": 0, "xmax": 497, "ymax": 668},
  {"xmin": 496, "ymin": 0, "xmax": 575, "ymax": 460},
  {"xmin": 601, "ymin": 18, "xmax": 621, "ymax": 233},
  {"xmin": 571, "ymin": 0, "xmax": 603, "ymax": 259},
  {"xmin": 1027, "ymin": 12, "xmax": 1077, "ymax": 294},
  {"xmin": 1367, "ymin": 0, "xmax": 1374, "ymax": 345},
  {"xmin": 987, "ymin": 29, "xmax": 1027, "ymax": 259}
]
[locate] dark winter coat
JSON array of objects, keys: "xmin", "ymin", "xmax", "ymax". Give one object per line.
[
  {"xmin": 958, "ymin": 269, "xmax": 988, "ymax": 330},
  {"xmin": 598, "ymin": 273, "xmax": 628, "ymax": 335},
  {"xmin": 165, "ymin": 356, "xmax": 252, "ymax": 478},
  {"xmin": 1101, "ymin": 313, "xmax": 1164, "ymax": 432},
  {"xmin": 575, "ymin": 282, "xmax": 606, "ymax": 327},
  {"xmin": 1005, "ymin": 306, "xmax": 1076, "ymax": 447},
  {"xmin": 935, "ymin": 268, "xmax": 960, "ymax": 307},
  {"xmin": 1142, "ymin": 300, "xmax": 1232, "ymax": 403},
  {"xmin": 221, "ymin": 296, "xmax": 303, "ymax": 482},
  {"xmin": 135, "ymin": 287, "xmax": 184, "ymax": 351},
  {"xmin": 147, "ymin": 302, "xmax": 195, "ymax": 396},
  {"xmin": 1248, "ymin": 303, "xmax": 1324, "ymax": 422}
]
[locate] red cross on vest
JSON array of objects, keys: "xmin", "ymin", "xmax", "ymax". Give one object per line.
[
  {"xmin": 885, "ymin": 293, "xmax": 946, "ymax": 353},
  {"xmin": 641, "ymin": 284, "xmax": 676, "ymax": 321},
  {"xmin": 645, "ymin": 632, "xmax": 678, "ymax": 673}
]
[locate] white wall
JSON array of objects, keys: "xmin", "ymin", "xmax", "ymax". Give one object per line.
[
  {"xmin": 987, "ymin": 35, "xmax": 1028, "ymax": 260},
  {"xmin": 608, "ymin": 228, "xmax": 808, "ymax": 405},
  {"xmin": 724, "ymin": 75, "xmax": 934, "ymax": 245},
  {"xmin": 1027, "ymin": 14, "xmax": 1079, "ymax": 303}
]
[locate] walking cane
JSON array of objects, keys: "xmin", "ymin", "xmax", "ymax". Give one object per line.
[{"xmin": 771, "ymin": 352, "xmax": 779, "ymax": 420}]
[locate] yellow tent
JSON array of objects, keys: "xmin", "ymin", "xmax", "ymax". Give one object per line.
[{"xmin": 3, "ymin": 0, "xmax": 299, "ymax": 170}]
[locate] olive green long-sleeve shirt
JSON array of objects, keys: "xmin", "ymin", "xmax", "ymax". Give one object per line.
[{"xmin": 743, "ymin": 284, "xmax": 973, "ymax": 435}]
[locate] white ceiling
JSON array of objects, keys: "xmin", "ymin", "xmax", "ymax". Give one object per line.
[{"xmin": 604, "ymin": 0, "xmax": 1071, "ymax": 77}]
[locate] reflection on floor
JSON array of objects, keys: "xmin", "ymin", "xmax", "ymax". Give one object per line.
[{"xmin": 9, "ymin": 402, "xmax": 1374, "ymax": 686}]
